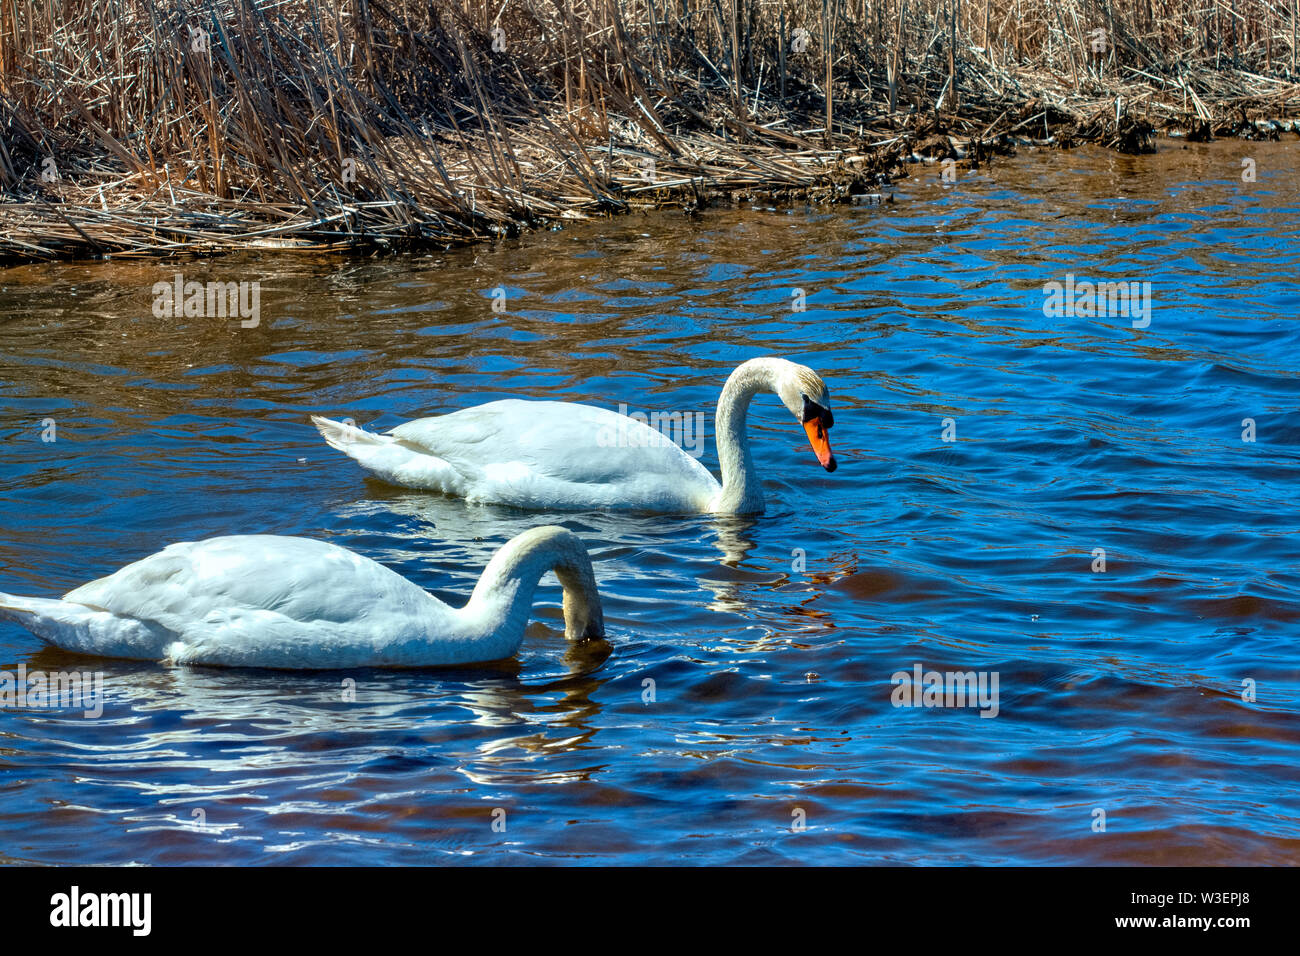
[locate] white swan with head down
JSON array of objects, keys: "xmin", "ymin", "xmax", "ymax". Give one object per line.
[
  {"xmin": 312, "ymin": 356, "xmax": 837, "ymax": 514},
  {"xmin": 0, "ymin": 526, "xmax": 603, "ymax": 669}
]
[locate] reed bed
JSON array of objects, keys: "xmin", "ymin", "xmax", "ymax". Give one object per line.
[{"xmin": 1, "ymin": 0, "xmax": 1297, "ymax": 260}]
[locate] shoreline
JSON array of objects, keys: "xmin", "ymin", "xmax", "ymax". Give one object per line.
[{"xmin": 2, "ymin": 0, "xmax": 1298, "ymax": 262}]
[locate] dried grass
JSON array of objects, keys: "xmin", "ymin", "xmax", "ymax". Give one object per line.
[{"xmin": 1, "ymin": 0, "xmax": 1296, "ymax": 259}]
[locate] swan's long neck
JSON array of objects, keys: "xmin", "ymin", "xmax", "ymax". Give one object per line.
[
  {"xmin": 712, "ymin": 358, "xmax": 787, "ymax": 514},
  {"xmin": 461, "ymin": 527, "xmax": 604, "ymax": 656}
]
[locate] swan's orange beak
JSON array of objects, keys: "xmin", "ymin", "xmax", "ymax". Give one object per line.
[{"xmin": 803, "ymin": 418, "xmax": 837, "ymax": 472}]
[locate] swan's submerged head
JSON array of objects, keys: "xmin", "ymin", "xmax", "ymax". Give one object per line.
[
  {"xmin": 475, "ymin": 526, "xmax": 605, "ymax": 643},
  {"xmin": 559, "ymin": 568, "xmax": 605, "ymax": 641},
  {"xmin": 544, "ymin": 528, "xmax": 605, "ymax": 642},
  {"xmin": 776, "ymin": 362, "xmax": 837, "ymax": 473}
]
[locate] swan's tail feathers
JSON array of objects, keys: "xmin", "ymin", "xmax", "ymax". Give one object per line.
[
  {"xmin": 0, "ymin": 592, "xmax": 53, "ymax": 618},
  {"xmin": 312, "ymin": 414, "xmax": 436, "ymax": 488},
  {"xmin": 0, "ymin": 592, "xmax": 171, "ymax": 658},
  {"xmin": 311, "ymin": 415, "xmax": 394, "ymax": 455},
  {"xmin": 0, "ymin": 593, "xmax": 82, "ymax": 643}
]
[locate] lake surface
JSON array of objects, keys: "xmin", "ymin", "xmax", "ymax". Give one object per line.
[{"xmin": 1, "ymin": 139, "xmax": 1297, "ymax": 865}]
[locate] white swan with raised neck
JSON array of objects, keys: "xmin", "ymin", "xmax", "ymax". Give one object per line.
[{"xmin": 312, "ymin": 356, "xmax": 837, "ymax": 514}]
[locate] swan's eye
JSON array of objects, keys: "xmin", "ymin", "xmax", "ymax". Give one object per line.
[{"xmin": 801, "ymin": 395, "xmax": 833, "ymax": 429}]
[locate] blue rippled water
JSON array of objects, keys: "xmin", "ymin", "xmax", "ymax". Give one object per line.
[{"xmin": 0, "ymin": 139, "xmax": 1297, "ymax": 864}]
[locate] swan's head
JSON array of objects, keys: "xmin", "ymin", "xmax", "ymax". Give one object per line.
[
  {"xmin": 775, "ymin": 362, "xmax": 837, "ymax": 473},
  {"xmin": 552, "ymin": 536, "xmax": 605, "ymax": 642},
  {"xmin": 559, "ymin": 572, "xmax": 605, "ymax": 642},
  {"xmin": 471, "ymin": 526, "xmax": 605, "ymax": 643}
]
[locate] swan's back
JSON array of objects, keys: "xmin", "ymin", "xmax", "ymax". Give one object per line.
[
  {"xmin": 61, "ymin": 536, "xmax": 464, "ymax": 667},
  {"xmin": 388, "ymin": 399, "xmax": 720, "ymax": 511},
  {"xmin": 68, "ymin": 536, "xmax": 429, "ymax": 626}
]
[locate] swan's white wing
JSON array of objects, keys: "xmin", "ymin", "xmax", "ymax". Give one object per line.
[
  {"xmin": 66, "ymin": 535, "xmax": 431, "ymax": 626},
  {"xmin": 387, "ymin": 400, "xmax": 720, "ymax": 511},
  {"xmin": 61, "ymin": 536, "xmax": 461, "ymax": 667}
]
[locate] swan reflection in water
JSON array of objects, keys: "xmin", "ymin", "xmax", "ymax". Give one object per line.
[{"xmin": 15, "ymin": 626, "xmax": 616, "ymax": 813}]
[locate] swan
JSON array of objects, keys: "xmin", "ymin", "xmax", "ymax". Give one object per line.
[
  {"xmin": 311, "ymin": 356, "xmax": 837, "ymax": 514},
  {"xmin": 0, "ymin": 526, "xmax": 603, "ymax": 669}
]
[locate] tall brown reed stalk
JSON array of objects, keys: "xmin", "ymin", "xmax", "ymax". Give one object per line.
[{"xmin": 0, "ymin": 0, "xmax": 1295, "ymax": 258}]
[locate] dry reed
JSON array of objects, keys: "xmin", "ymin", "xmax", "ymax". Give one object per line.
[{"xmin": 0, "ymin": 0, "xmax": 1296, "ymax": 260}]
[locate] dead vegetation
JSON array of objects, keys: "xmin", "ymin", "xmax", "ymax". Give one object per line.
[{"xmin": 1, "ymin": 0, "xmax": 1298, "ymax": 260}]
